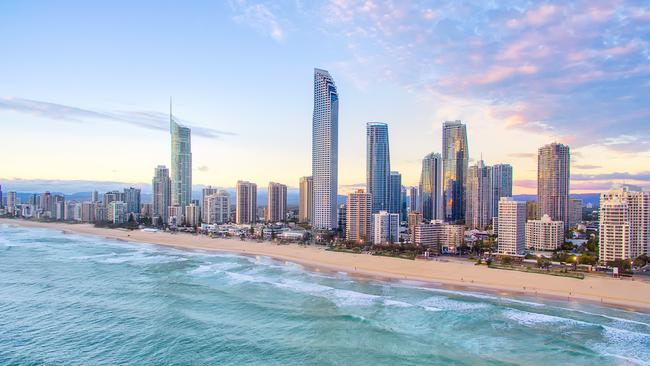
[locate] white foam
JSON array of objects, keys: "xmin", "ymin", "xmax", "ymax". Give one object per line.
[
  {"xmin": 595, "ymin": 326, "xmax": 650, "ymax": 365},
  {"xmin": 417, "ymin": 296, "xmax": 489, "ymax": 312},
  {"xmin": 503, "ymin": 309, "xmax": 584, "ymax": 326},
  {"xmin": 189, "ymin": 262, "xmax": 242, "ymax": 275}
]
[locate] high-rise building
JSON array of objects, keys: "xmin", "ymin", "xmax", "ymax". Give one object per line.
[
  {"xmin": 236, "ymin": 181, "xmax": 257, "ymax": 224},
  {"xmin": 81, "ymin": 202, "xmax": 96, "ymax": 223},
  {"xmin": 537, "ymin": 143, "xmax": 570, "ymax": 231},
  {"xmin": 419, "ymin": 153, "xmax": 443, "ymax": 222},
  {"xmin": 442, "ymin": 121, "xmax": 469, "ymax": 223},
  {"xmin": 497, "ymin": 197, "xmax": 527, "ymax": 255},
  {"xmin": 201, "ymin": 186, "xmax": 220, "ymax": 223},
  {"xmin": 91, "ymin": 191, "xmax": 99, "ymax": 203},
  {"xmin": 140, "ymin": 203, "xmax": 153, "ymax": 218},
  {"xmin": 526, "ymin": 200, "xmax": 538, "ymax": 221},
  {"xmin": 123, "ymin": 187, "xmax": 141, "ymax": 216},
  {"xmin": 52, "ymin": 195, "xmax": 65, "ymax": 220},
  {"xmin": 491, "ymin": 164, "xmax": 513, "ymax": 218},
  {"xmin": 299, "ymin": 176, "xmax": 313, "ymax": 224},
  {"xmin": 6, "ymin": 191, "xmax": 17, "ymax": 215},
  {"xmin": 346, "ymin": 189, "xmax": 372, "ymax": 243},
  {"xmin": 569, "ymin": 198, "xmax": 583, "ymax": 228},
  {"xmin": 465, "ymin": 160, "xmax": 492, "ymax": 230},
  {"xmin": 526, "ymin": 214, "xmax": 564, "ymax": 251},
  {"xmin": 152, "ymin": 166, "xmax": 171, "ymax": 225},
  {"xmin": 94, "ymin": 204, "xmax": 107, "ymax": 223},
  {"xmin": 266, "ymin": 182, "xmax": 287, "ymax": 222},
  {"xmin": 103, "ymin": 191, "xmax": 124, "ymax": 207},
  {"xmin": 40, "ymin": 192, "xmax": 52, "ymax": 215},
  {"xmin": 205, "ymin": 190, "xmax": 230, "ymax": 224},
  {"xmin": 400, "ymin": 186, "xmax": 407, "ymax": 222},
  {"xmin": 108, "ymin": 201, "xmax": 127, "ymax": 224},
  {"xmin": 408, "ymin": 211, "xmax": 423, "ymax": 238},
  {"xmin": 408, "ymin": 186, "xmax": 418, "ymax": 213},
  {"xmin": 366, "ymin": 122, "xmax": 391, "ymax": 213},
  {"xmin": 170, "ymin": 101, "xmax": 192, "ymax": 209},
  {"xmin": 373, "ymin": 211, "xmax": 399, "ymax": 245},
  {"xmin": 167, "ymin": 206, "xmax": 184, "ymax": 226},
  {"xmin": 337, "ymin": 204, "xmax": 347, "ymax": 235},
  {"xmin": 185, "ymin": 203, "xmax": 200, "ymax": 227},
  {"xmin": 389, "ymin": 171, "xmax": 402, "ymax": 217},
  {"xmin": 413, "ymin": 221, "xmax": 445, "ymax": 253},
  {"xmin": 599, "ymin": 185, "xmax": 650, "ymax": 263},
  {"xmin": 0, "ymin": 184, "xmax": 3, "ymax": 208},
  {"xmin": 312, "ymin": 68, "xmax": 339, "ymax": 230}
]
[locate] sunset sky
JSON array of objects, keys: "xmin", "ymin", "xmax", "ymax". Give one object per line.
[{"xmin": 1, "ymin": 1, "xmax": 649, "ymax": 194}]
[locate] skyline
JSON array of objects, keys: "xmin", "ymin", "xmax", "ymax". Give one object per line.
[{"xmin": 1, "ymin": 1, "xmax": 649, "ymax": 194}]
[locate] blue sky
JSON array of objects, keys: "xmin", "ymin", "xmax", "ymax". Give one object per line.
[{"xmin": 1, "ymin": 0, "xmax": 649, "ymax": 194}]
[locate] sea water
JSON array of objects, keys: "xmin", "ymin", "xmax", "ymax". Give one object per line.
[{"xmin": 1, "ymin": 223, "xmax": 649, "ymax": 365}]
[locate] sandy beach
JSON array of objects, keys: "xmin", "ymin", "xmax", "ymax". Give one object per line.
[{"xmin": 3, "ymin": 218, "xmax": 650, "ymax": 311}]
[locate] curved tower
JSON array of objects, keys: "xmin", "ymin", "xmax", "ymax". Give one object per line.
[
  {"xmin": 419, "ymin": 152, "xmax": 442, "ymax": 221},
  {"xmin": 442, "ymin": 120, "xmax": 468, "ymax": 223},
  {"xmin": 170, "ymin": 101, "xmax": 192, "ymax": 209},
  {"xmin": 366, "ymin": 122, "xmax": 391, "ymax": 213},
  {"xmin": 312, "ymin": 69, "xmax": 339, "ymax": 230}
]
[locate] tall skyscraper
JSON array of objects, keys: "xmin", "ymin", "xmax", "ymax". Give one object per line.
[
  {"xmin": 170, "ymin": 101, "xmax": 192, "ymax": 209},
  {"xmin": 491, "ymin": 164, "xmax": 513, "ymax": 218},
  {"xmin": 366, "ymin": 122, "xmax": 391, "ymax": 213},
  {"xmin": 266, "ymin": 182, "xmax": 287, "ymax": 222},
  {"xmin": 205, "ymin": 190, "xmax": 230, "ymax": 224},
  {"xmin": 373, "ymin": 211, "xmax": 399, "ymax": 245},
  {"xmin": 400, "ymin": 186, "xmax": 408, "ymax": 222},
  {"xmin": 497, "ymin": 197, "xmax": 526, "ymax": 255},
  {"xmin": 202, "ymin": 186, "xmax": 220, "ymax": 223},
  {"xmin": 465, "ymin": 160, "xmax": 492, "ymax": 230},
  {"xmin": 599, "ymin": 185, "xmax": 650, "ymax": 263},
  {"xmin": 123, "ymin": 187, "xmax": 141, "ymax": 216},
  {"xmin": 389, "ymin": 171, "xmax": 402, "ymax": 217},
  {"xmin": 408, "ymin": 186, "xmax": 419, "ymax": 214},
  {"xmin": 569, "ymin": 198, "xmax": 583, "ymax": 228},
  {"xmin": 91, "ymin": 191, "xmax": 99, "ymax": 203},
  {"xmin": 6, "ymin": 191, "xmax": 16, "ymax": 213},
  {"xmin": 537, "ymin": 143, "xmax": 570, "ymax": 231},
  {"xmin": 346, "ymin": 189, "xmax": 372, "ymax": 242},
  {"xmin": 312, "ymin": 68, "xmax": 339, "ymax": 230},
  {"xmin": 0, "ymin": 184, "xmax": 3, "ymax": 208},
  {"xmin": 236, "ymin": 181, "xmax": 257, "ymax": 224},
  {"xmin": 442, "ymin": 120, "xmax": 469, "ymax": 223},
  {"xmin": 419, "ymin": 152, "xmax": 443, "ymax": 222},
  {"xmin": 299, "ymin": 176, "xmax": 313, "ymax": 224},
  {"xmin": 152, "ymin": 165, "xmax": 171, "ymax": 224}
]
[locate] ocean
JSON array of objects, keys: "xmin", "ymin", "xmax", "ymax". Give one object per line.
[{"xmin": 1, "ymin": 223, "xmax": 649, "ymax": 365}]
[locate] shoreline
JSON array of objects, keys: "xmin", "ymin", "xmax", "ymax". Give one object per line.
[{"xmin": 3, "ymin": 218, "xmax": 650, "ymax": 312}]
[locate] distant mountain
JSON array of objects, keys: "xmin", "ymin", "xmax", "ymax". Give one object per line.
[{"xmin": 513, "ymin": 193, "xmax": 600, "ymax": 206}]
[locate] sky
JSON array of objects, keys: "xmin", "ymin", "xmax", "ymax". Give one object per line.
[{"xmin": 1, "ymin": 0, "xmax": 649, "ymax": 195}]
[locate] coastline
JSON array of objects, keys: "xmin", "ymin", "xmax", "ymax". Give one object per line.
[{"xmin": 3, "ymin": 218, "xmax": 650, "ymax": 312}]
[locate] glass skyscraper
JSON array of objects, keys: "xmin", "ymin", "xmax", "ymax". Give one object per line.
[
  {"xmin": 442, "ymin": 120, "xmax": 468, "ymax": 223},
  {"xmin": 419, "ymin": 152, "xmax": 443, "ymax": 222},
  {"xmin": 389, "ymin": 171, "xmax": 402, "ymax": 218},
  {"xmin": 366, "ymin": 122, "xmax": 391, "ymax": 213},
  {"xmin": 170, "ymin": 103, "xmax": 192, "ymax": 209},
  {"xmin": 491, "ymin": 163, "xmax": 513, "ymax": 218},
  {"xmin": 312, "ymin": 69, "xmax": 339, "ymax": 230}
]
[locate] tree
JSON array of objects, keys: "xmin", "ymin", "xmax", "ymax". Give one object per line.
[
  {"xmin": 537, "ymin": 256, "xmax": 552, "ymax": 270},
  {"xmin": 501, "ymin": 256, "xmax": 513, "ymax": 265},
  {"xmin": 634, "ymin": 254, "xmax": 648, "ymax": 268},
  {"xmin": 607, "ymin": 259, "xmax": 632, "ymax": 274},
  {"xmin": 560, "ymin": 241, "xmax": 575, "ymax": 252}
]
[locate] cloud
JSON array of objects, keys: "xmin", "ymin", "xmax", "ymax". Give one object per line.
[
  {"xmin": 229, "ymin": 0, "xmax": 286, "ymax": 41},
  {"xmin": 573, "ymin": 164, "xmax": 601, "ymax": 170},
  {"xmin": 508, "ymin": 152, "xmax": 536, "ymax": 158},
  {"xmin": 196, "ymin": 165, "xmax": 209, "ymax": 172},
  {"xmin": 320, "ymin": 0, "xmax": 650, "ymax": 153},
  {"xmin": 572, "ymin": 171, "xmax": 650, "ymax": 182},
  {"xmin": 0, "ymin": 97, "xmax": 235, "ymax": 139}
]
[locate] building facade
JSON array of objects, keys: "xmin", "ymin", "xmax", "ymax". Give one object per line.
[
  {"xmin": 236, "ymin": 181, "xmax": 257, "ymax": 224},
  {"xmin": 419, "ymin": 152, "xmax": 442, "ymax": 222},
  {"xmin": 389, "ymin": 171, "xmax": 402, "ymax": 219},
  {"xmin": 298, "ymin": 176, "xmax": 313, "ymax": 224},
  {"xmin": 537, "ymin": 143, "xmax": 570, "ymax": 231},
  {"xmin": 442, "ymin": 120, "xmax": 469, "ymax": 223},
  {"xmin": 366, "ymin": 122, "xmax": 391, "ymax": 213},
  {"xmin": 266, "ymin": 182, "xmax": 287, "ymax": 222},
  {"xmin": 170, "ymin": 104, "xmax": 192, "ymax": 209},
  {"xmin": 152, "ymin": 165, "xmax": 171, "ymax": 225},
  {"xmin": 465, "ymin": 160, "xmax": 492, "ymax": 230},
  {"xmin": 346, "ymin": 189, "xmax": 372, "ymax": 243},
  {"xmin": 599, "ymin": 185, "xmax": 650, "ymax": 263},
  {"xmin": 569, "ymin": 198, "xmax": 582, "ymax": 228},
  {"xmin": 312, "ymin": 68, "xmax": 339, "ymax": 230},
  {"xmin": 497, "ymin": 197, "xmax": 527, "ymax": 255},
  {"xmin": 525, "ymin": 214, "xmax": 564, "ymax": 251},
  {"xmin": 123, "ymin": 187, "xmax": 141, "ymax": 217},
  {"xmin": 491, "ymin": 164, "xmax": 513, "ymax": 218},
  {"xmin": 373, "ymin": 211, "xmax": 399, "ymax": 245}
]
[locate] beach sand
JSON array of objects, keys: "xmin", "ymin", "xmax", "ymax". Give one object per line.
[{"xmin": 3, "ymin": 218, "xmax": 650, "ymax": 311}]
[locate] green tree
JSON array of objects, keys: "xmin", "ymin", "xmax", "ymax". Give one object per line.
[{"xmin": 537, "ymin": 256, "xmax": 551, "ymax": 270}]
